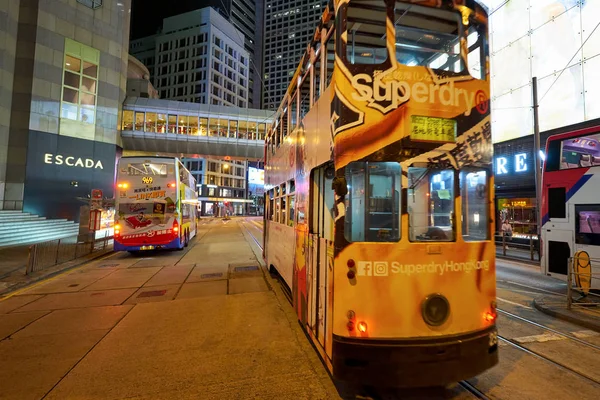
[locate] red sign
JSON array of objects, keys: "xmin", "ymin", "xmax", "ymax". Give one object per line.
[
  {"xmin": 475, "ymin": 90, "xmax": 489, "ymax": 114},
  {"xmin": 91, "ymin": 189, "xmax": 103, "ymax": 199}
]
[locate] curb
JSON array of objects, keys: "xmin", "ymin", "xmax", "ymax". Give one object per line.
[
  {"xmin": 0, "ymin": 249, "xmax": 113, "ymax": 299},
  {"xmin": 496, "ymin": 254, "xmax": 540, "ymax": 266},
  {"xmin": 533, "ymin": 297, "xmax": 600, "ymax": 333}
]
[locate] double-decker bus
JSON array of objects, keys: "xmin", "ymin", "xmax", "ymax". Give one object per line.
[
  {"xmin": 263, "ymin": 0, "xmax": 496, "ymax": 388},
  {"xmin": 114, "ymin": 156, "xmax": 198, "ymax": 252},
  {"xmin": 541, "ymin": 125, "xmax": 600, "ymax": 285}
]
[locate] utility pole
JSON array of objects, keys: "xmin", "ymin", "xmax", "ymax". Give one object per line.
[{"xmin": 532, "ymin": 77, "xmax": 542, "ymax": 239}]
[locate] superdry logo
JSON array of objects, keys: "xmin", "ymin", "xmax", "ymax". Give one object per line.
[
  {"xmin": 350, "ymin": 73, "xmax": 480, "ymax": 116},
  {"xmin": 356, "ymin": 260, "xmax": 490, "ymax": 277}
]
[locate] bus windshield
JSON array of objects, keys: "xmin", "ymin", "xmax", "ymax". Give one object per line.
[{"xmin": 126, "ymin": 163, "xmax": 169, "ymax": 176}]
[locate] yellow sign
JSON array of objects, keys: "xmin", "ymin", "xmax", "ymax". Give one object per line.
[
  {"xmin": 129, "ymin": 190, "xmax": 166, "ymax": 200},
  {"xmin": 410, "ymin": 115, "xmax": 456, "ymax": 143},
  {"xmin": 142, "ymin": 176, "xmax": 153, "ymax": 184},
  {"xmin": 574, "ymin": 250, "xmax": 592, "ymax": 295}
]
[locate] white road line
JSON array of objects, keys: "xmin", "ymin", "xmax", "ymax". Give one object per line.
[
  {"xmin": 572, "ymin": 330, "xmax": 600, "ymax": 339},
  {"xmin": 513, "ymin": 333, "xmax": 565, "ymax": 344},
  {"xmin": 496, "ymin": 296, "xmax": 533, "ymax": 309}
]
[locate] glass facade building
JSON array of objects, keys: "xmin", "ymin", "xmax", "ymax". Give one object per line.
[
  {"xmin": 483, "ymin": 0, "xmax": 600, "ymax": 143},
  {"xmin": 0, "ymin": 0, "xmax": 131, "ymax": 221}
]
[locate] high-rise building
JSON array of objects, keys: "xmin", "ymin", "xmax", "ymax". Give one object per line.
[
  {"xmin": 129, "ymin": 0, "xmax": 264, "ymax": 109},
  {"xmin": 262, "ymin": 0, "xmax": 329, "ymax": 109},
  {"xmin": 130, "ymin": 8, "xmax": 250, "ymax": 107},
  {"xmin": 0, "ymin": 0, "xmax": 131, "ymax": 221}
]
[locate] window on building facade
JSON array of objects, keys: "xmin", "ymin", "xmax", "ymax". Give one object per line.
[
  {"xmin": 77, "ymin": 0, "xmax": 102, "ymax": 9},
  {"xmin": 61, "ymin": 52, "xmax": 98, "ymax": 124}
]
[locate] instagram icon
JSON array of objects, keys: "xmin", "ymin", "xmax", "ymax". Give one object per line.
[{"xmin": 373, "ymin": 261, "xmax": 389, "ymax": 276}]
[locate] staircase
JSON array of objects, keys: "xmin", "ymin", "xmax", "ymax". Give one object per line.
[{"xmin": 0, "ymin": 211, "xmax": 80, "ymax": 248}]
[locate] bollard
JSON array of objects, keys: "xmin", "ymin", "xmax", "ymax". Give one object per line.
[
  {"xmin": 567, "ymin": 257, "xmax": 572, "ymax": 310},
  {"xmin": 502, "ymin": 233, "xmax": 506, "ymax": 256},
  {"xmin": 55, "ymin": 239, "xmax": 61, "ymax": 265}
]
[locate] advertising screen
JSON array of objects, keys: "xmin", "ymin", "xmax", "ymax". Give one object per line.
[{"xmin": 249, "ymin": 167, "xmax": 264, "ymax": 185}]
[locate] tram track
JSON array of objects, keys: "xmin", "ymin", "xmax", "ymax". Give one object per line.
[
  {"xmin": 497, "ymin": 308, "xmax": 600, "ymax": 351},
  {"xmin": 458, "ymin": 380, "xmax": 490, "ymax": 399},
  {"xmin": 497, "ymin": 335, "xmax": 600, "ymax": 386}
]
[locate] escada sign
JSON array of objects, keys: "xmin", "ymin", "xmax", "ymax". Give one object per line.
[{"xmin": 44, "ymin": 153, "xmax": 104, "ymax": 169}]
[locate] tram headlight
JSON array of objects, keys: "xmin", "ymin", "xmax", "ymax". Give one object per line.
[
  {"xmin": 421, "ymin": 294, "xmax": 450, "ymax": 326},
  {"xmin": 357, "ymin": 321, "xmax": 368, "ymax": 333}
]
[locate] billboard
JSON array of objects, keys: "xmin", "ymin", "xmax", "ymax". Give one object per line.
[
  {"xmin": 482, "ymin": 0, "xmax": 600, "ymax": 143},
  {"xmin": 248, "ymin": 167, "xmax": 264, "ymax": 185}
]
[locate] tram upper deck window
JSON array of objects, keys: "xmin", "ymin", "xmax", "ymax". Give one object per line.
[
  {"xmin": 345, "ymin": 0, "xmax": 388, "ymax": 65},
  {"xmin": 408, "ymin": 168, "xmax": 455, "ymax": 242},
  {"xmin": 344, "ymin": 162, "xmax": 401, "ymax": 242},
  {"xmin": 394, "ymin": 3, "xmax": 464, "ymax": 73}
]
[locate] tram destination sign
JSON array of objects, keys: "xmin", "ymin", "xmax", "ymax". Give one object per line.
[{"xmin": 410, "ymin": 115, "xmax": 457, "ymax": 143}]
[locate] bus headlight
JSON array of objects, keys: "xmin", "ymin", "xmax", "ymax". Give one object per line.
[{"xmin": 421, "ymin": 294, "xmax": 450, "ymax": 326}]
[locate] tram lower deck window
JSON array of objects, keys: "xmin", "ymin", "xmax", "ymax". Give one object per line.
[
  {"xmin": 408, "ymin": 168, "xmax": 455, "ymax": 242},
  {"xmin": 344, "ymin": 162, "xmax": 401, "ymax": 242}
]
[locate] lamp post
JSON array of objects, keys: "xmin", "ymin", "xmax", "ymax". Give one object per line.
[{"xmin": 532, "ymin": 77, "xmax": 542, "ymax": 240}]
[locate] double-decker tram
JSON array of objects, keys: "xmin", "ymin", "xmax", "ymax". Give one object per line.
[
  {"xmin": 541, "ymin": 125, "xmax": 600, "ymax": 286},
  {"xmin": 114, "ymin": 156, "xmax": 198, "ymax": 252},
  {"xmin": 263, "ymin": 0, "xmax": 497, "ymax": 387}
]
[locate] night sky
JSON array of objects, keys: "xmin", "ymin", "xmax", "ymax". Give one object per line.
[{"xmin": 130, "ymin": 0, "xmax": 230, "ymax": 40}]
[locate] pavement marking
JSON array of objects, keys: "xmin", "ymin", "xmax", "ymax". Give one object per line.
[
  {"xmin": 496, "ymin": 296, "xmax": 533, "ymax": 309},
  {"xmin": 0, "ymin": 252, "xmax": 115, "ymax": 302},
  {"xmin": 513, "ymin": 333, "xmax": 565, "ymax": 344},
  {"xmin": 572, "ymin": 330, "xmax": 600, "ymax": 339}
]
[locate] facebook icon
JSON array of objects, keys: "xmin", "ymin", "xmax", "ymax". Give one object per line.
[{"xmin": 357, "ymin": 261, "xmax": 372, "ymax": 276}]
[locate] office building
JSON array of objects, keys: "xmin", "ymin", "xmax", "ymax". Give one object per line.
[
  {"xmin": 262, "ymin": 0, "xmax": 329, "ymax": 109},
  {"xmin": 130, "ymin": 8, "xmax": 250, "ymax": 107}
]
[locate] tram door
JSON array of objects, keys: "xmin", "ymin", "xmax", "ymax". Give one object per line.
[{"xmin": 308, "ymin": 164, "xmax": 335, "ymax": 350}]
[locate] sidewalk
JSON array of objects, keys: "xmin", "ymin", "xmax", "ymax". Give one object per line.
[
  {"xmin": 534, "ymin": 294, "xmax": 600, "ymax": 332},
  {"xmin": 0, "ymin": 219, "xmax": 339, "ymax": 399}
]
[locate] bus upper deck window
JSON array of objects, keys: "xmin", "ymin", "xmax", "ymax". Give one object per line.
[{"xmin": 408, "ymin": 168, "xmax": 455, "ymax": 242}]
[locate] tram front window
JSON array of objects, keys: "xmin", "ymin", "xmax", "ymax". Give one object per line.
[
  {"xmin": 408, "ymin": 168, "xmax": 455, "ymax": 242},
  {"xmin": 344, "ymin": 162, "xmax": 401, "ymax": 242}
]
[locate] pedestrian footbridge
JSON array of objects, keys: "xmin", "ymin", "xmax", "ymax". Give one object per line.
[{"xmin": 121, "ymin": 97, "xmax": 274, "ymax": 160}]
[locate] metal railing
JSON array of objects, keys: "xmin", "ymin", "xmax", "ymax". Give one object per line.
[
  {"xmin": 26, "ymin": 233, "xmax": 113, "ymax": 275},
  {"xmin": 567, "ymin": 254, "xmax": 600, "ymax": 313},
  {"xmin": 494, "ymin": 233, "xmax": 539, "ymax": 261}
]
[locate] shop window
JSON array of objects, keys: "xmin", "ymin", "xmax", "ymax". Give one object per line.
[
  {"xmin": 460, "ymin": 169, "xmax": 489, "ymax": 241},
  {"xmin": 239, "ymin": 120, "xmax": 248, "ymax": 140},
  {"xmin": 122, "ymin": 110, "xmax": 134, "ymax": 130},
  {"xmin": 61, "ymin": 51, "xmax": 98, "ymax": 124},
  {"xmin": 134, "ymin": 112, "xmax": 144, "ymax": 131},
  {"xmin": 218, "ymin": 118, "xmax": 228, "ymax": 137},
  {"xmin": 168, "ymin": 114, "xmax": 177, "ymax": 134},
  {"xmin": 189, "ymin": 117, "xmax": 199, "ymax": 135},
  {"xmin": 408, "ymin": 168, "xmax": 455, "ymax": 242},
  {"xmin": 145, "ymin": 112, "xmax": 157, "ymax": 132},
  {"xmin": 178, "ymin": 115, "xmax": 189, "ymax": 134},
  {"xmin": 248, "ymin": 121, "xmax": 257, "ymax": 140},
  {"xmin": 345, "ymin": 162, "xmax": 401, "ymax": 242},
  {"xmin": 199, "ymin": 118, "xmax": 208, "ymax": 135},
  {"xmin": 229, "ymin": 120, "xmax": 238, "ymax": 138},
  {"xmin": 157, "ymin": 114, "xmax": 167, "ymax": 133}
]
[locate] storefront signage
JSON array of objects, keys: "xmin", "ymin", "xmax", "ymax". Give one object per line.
[
  {"xmin": 495, "ymin": 153, "xmax": 528, "ymax": 175},
  {"xmin": 44, "ymin": 153, "xmax": 104, "ymax": 169}
]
